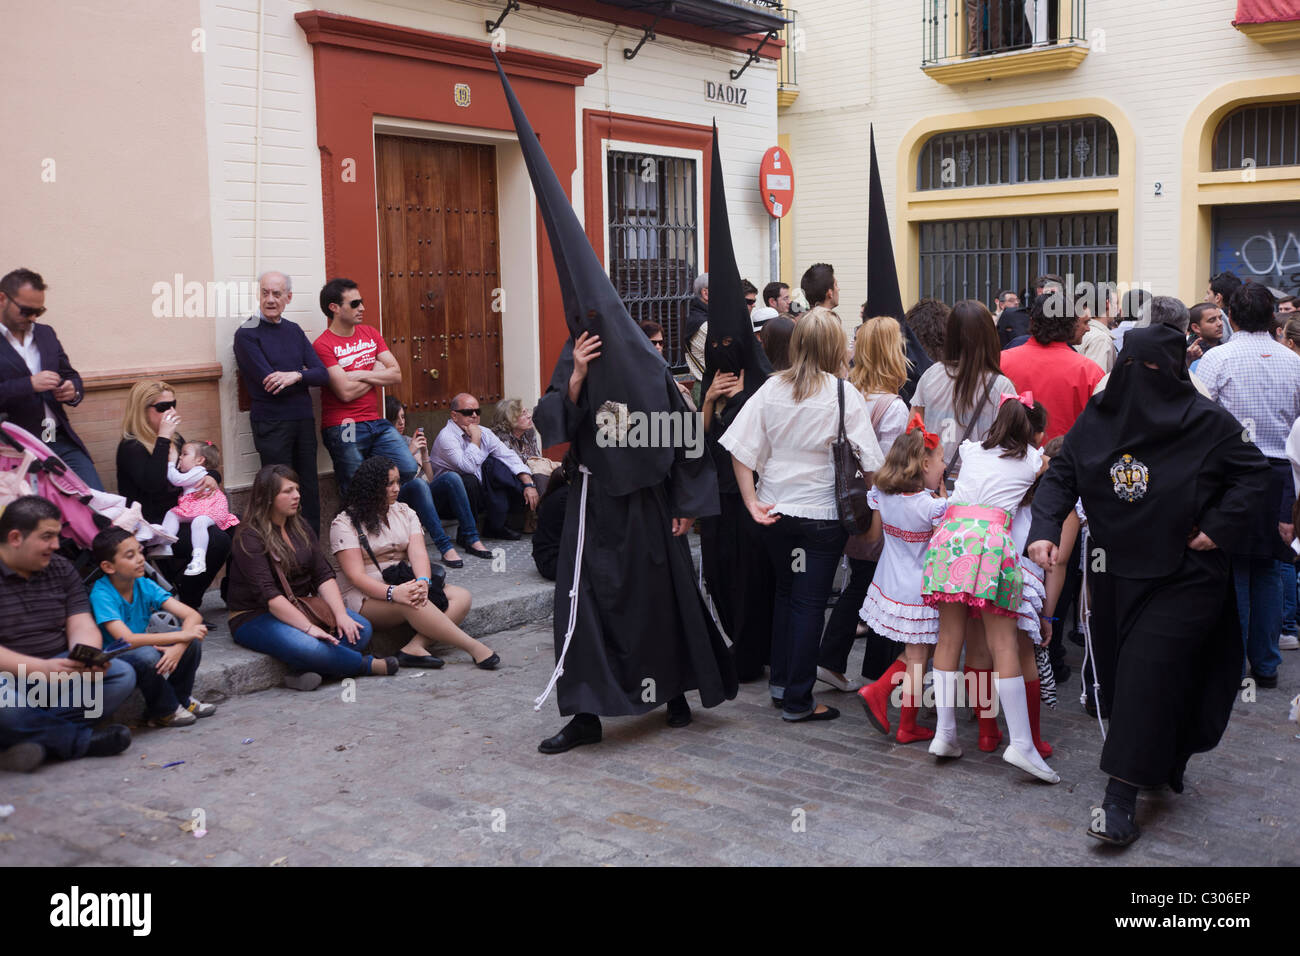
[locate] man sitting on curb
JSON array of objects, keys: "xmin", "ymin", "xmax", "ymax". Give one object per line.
[{"xmin": 0, "ymin": 496, "xmax": 135, "ymax": 772}]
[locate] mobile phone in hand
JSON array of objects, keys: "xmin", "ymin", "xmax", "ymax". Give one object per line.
[{"xmin": 68, "ymin": 644, "xmax": 127, "ymax": 667}]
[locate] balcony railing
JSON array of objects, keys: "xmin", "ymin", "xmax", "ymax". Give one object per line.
[
  {"xmin": 779, "ymin": 7, "xmax": 798, "ymax": 105},
  {"xmin": 922, "ymin": 0, "xmax": 1087, "ymax": 65}
]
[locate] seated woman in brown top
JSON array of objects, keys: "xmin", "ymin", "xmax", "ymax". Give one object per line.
[
  {"xmin": 330, "ymin": 456, "xmax": 498, "ymax": 670},
  {"xmin": 227, "ymin": 464, "xmax": 397, "ymax": 691}
]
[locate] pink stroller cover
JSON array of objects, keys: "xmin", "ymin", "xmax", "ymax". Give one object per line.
[{"xmin": 0, "ymin": 421, "xmax": 103, "ymax": 548}]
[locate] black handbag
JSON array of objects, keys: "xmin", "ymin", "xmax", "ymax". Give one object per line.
[
  {"xmin": 357, "ymin": 528, "xmax": 449, "ymax": 612},
  {"xmin": 833, "ymin": 379, "xmax": 874, "ymax": 535}
]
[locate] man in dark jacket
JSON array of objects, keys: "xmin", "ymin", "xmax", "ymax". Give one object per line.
[
  {"xmin": 233, "ymin": 271, "xmax": 329, "ymax": 533},
  {"xmin": 0, "ymin": 268, "xmax": 101, "ymax": 489},
  {"xmin": 997, "ymin": 273, "xmax": 1063, "ymax": 348}
]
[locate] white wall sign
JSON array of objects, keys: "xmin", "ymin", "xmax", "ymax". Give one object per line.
[{"xmin": 705, "ymin": 80, "xmax": 748, "ymax": 108}]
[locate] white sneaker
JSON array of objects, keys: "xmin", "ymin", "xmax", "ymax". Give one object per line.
[
  {"xmin": 183, "ymin": 549, "xmax": 206, "ymax": 577},
  {"xmin": 1003, "ymin": 744, "xmax": 1060, "ymax": 784},
  {"xmin": 1280, "ymin": 634, "xmax": 1299, "ymax": 650},
  {"xmin": 816, "ymin": 666, "xmax": 863, "ymax": 692},
  {"xmin": 928, "ymin": 735, "xmax": 963, "ymax": 758}
]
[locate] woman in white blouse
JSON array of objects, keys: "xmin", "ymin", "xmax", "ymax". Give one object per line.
[
  {"xmin": 330, "ymin": 456, "xmax": 499, "ymax": 670},
  {"xmin": 721, "ymin": 307, "xmax": 884, "ymax": 722}
]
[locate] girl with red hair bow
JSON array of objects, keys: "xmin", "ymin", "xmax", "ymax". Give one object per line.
[
  {"xmin": 919, "ymin": 392, "xmax": 1061, "ymax": 784},
  {"xmin": 856, "ymin": 412, "xmax": 948, "ymax": 744}
]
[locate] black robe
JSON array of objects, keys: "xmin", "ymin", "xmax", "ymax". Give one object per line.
[
  {"xmin": 535, "ymin": 370, "xmax": 738, "ymax": 717},
  {"xmin": 1029, "ymin": 325, "xmax": 1268, "ymax": 786}
]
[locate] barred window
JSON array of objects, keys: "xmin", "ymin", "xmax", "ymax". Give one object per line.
[
  {"xmin": 606, "ymin": 150, "xmax": 699, "ymax": 368},
  {"xmin": 918, "ymin": 118, "xmax": 1118, "ymax": 190},
  {"xmin": 919, "ymin": 212, "xmax": 1118, "ymax": 306},
  {"xmin": 1213, "ymin": 101, "xmax": 1300, "ymax": 171}
]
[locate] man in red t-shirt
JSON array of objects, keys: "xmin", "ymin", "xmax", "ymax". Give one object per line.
[
  {"xmin": 999, "ymin": 291, "xmax": 1103, "ymax": 442},
  {"xmin": 312, "ymin": 278, "xmax": 419, "ymax": 496}
]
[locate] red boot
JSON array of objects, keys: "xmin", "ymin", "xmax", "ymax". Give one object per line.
[
  {"xmin": 967, "ymin": 667, "xmax": 1003, "ymax": 752},
  {"xmin": 859, "ymin": 659, "xmax": 905, "ymax": 736},
  {"xmin": 896, "ymin": 702, "xmax": 935, "ymax": 744},
  {"xmin": 1025, "ymin": 679, "xmax": 1053, "ymax": 758}
]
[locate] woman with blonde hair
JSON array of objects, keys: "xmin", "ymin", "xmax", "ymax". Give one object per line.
[
  {"xmin": 116, "ymin": 381, "xmax": 232, "ymax": 610},
  {"xmin": 817, "ymin": 317, "xmax": 913, "ymax": 692},
  {"xmin": 492, "ymin": 397, "xmax": 558, "ymax": 499},
  {"xmin": 722, "ymin": 306, "xmax": 885, "ymax": 722}
]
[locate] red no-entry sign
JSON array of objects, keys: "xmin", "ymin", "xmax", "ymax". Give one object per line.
[{"xmin": 760, "ymin": 146, "xmax": 794, "ymax": 219}]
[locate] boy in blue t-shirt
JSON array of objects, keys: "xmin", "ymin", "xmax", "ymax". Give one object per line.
[{"xmin": 89, "ymin": 528, "xmax": 217, "ymax": 727}]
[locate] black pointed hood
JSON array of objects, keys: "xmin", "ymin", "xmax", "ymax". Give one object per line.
[
  {"xmin": 703, "ymin": 122, "xmax": 772, "ymax": 409},
  {"xmin": 494, "ymin": 54, "xmax": 675, "ymax": 494},
  {"xmin": 864, "ymin": 124, "xmax": 931, "ymax": 402}
]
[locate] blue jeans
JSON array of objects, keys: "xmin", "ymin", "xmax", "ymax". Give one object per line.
[
  {"xmin": 48, "ymin": 435, "xmax": 104, "ymax": 491},
  {"xmin": 0, "ymin": 658, "xmax": 136, "ymax": 760},
  {"xmin": 398, "ymin": 472, "xmax": 481, "ymax": 555},
  {"xmin": 1281, "ymin": 561, "xmax": 1297, "ymax": 636},
  {"xmin": 232, "ymin": 609, "xmax": 374, "ymax": 677},
  {"xmin": 762, "ymin": 516, "xmax": 849, "ymax": 718},
  {"xmin": 1233, "ymin": 557, "xmax": 1283, "ymax": 679},
  {"xmin": 118, "ymin": 641, "xmax": 201, "ymax": 718},
  {"xmin": 321, "ymin": 418, "xmax": 420, "ymax": 498}
]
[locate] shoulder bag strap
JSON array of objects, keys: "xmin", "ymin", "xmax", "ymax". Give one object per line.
[
  {"xmin": 945, "ymin": 373, "xmax": 1000, "ymax": 483},
  {"xmin": 355, "ymin": 526, "xmax": 384, "ymax": 572},
  {"xmin": 837, "ymin": 378, "xmax": 848, "ymax": 442}
]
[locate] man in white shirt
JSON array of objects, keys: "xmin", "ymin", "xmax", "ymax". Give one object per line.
[
  {"xmin": 428, "ymin": 393, "xmax": 538, "ymax": 540},
  {"xmin": 1076, "ymin": 297, "xmax": 1116, "ymax": 373},
  {"xmin": 0, "ymin": 268, "xmax": 102, "ymax": 489}
]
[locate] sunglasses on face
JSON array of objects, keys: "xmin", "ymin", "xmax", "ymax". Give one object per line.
[
  {"xmin": 6, "ymin": 300, "xmax": 46, "ymax": 319},
  {"xmin": 151, "ymin": 400, "xmax": 178, "ymax": 413},
  {"xmin": 745, "ymin": 298, "xmax": 756, "ymax": 307},
  {"xmin": 347, "ymin": 298, "xmax": 363, "ymax": 308},
  {"xmin": 453, "ymin": 408, "xmax": 480, "ymax": 417}
]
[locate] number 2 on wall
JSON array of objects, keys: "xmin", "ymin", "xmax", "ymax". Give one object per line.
[{"xmin": 1154, "ymin": 182, "xmax": 1163, "ymax": 196}]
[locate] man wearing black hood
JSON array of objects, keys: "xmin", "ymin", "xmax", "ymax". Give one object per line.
[
  {"xmin": 698, "ymin": 125, "xmax": 775, "ymax": 684},
  {"xmin": 491, "ymin": 57, "xmax": 737, "ymax": 755},
  {"xmin": 1028, "ymin": 324, "xmax": 1270, "ymax": 846}
]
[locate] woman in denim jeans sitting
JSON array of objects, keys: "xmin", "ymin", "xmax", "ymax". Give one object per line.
[
  {"xmin": 385, "ymin": 397, "xmax": 492, "ymax": 568},
  {"xmin": 721, "ymin": 306, "xmax": 884, "ymax": 721},
  {"xmin": 227, "ymin": 464, "xmax": 396, "ymax": 691}
]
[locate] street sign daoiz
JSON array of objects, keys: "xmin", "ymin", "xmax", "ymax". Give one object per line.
[{"xmin": 760, "ymin": 146, "xmax": 793, "ymax": 219}]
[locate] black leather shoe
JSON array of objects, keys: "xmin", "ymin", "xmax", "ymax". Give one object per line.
[
  {"xmin": 538, "ymin": 716, "xmax": 602, "ymax": 754},
  {"xmin": 1251, "ymin": 670, "xmax": 1279, "ymax": 688},
  {"xmin": 440, "ymin": 553, "xmax": 464, "ymax": 569},
  {"xmin": 666, "ymin": 695, "xmax": 692, "ymax": 728},
  {"xmin": 474, "ymin": 652, "xmax": 501, "ymax": 670},
  {"xmin": 397, "ymin": 652, "xmax": 444, "ymax": 669},
  {"xmin": 86, "ymin": 725, "xmax": 132, "ymax": 758},
  {"xmin": 1087, "ymin": 801, "xmax": 1140, "ymax": 846},
  {"xmin": 483, "ymin": 526, "xmax": 522, "ymax": 541},
  {"xmin": 461, "ymin": 542, "xmax": 495, "ymax": 559},
  {"xmin": 1052, "ymin": 662, "xmax": 1072, "ymax": 685},
  {"xmin": 0, "ymin": 741, "xmax": 46, "ymax": 773}
]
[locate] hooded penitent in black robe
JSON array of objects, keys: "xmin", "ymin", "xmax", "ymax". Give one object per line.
[
  {"xmin": 697, "ymin": 124, "xmax": 774, "ymax": 684},
  {"xmin": 864, "ymin": 124, "xmax": 932, "ymax": 404},
  {"xmin": 495, "ymin": 55, "xmax": 737, "ymax": 717},
  {"xmin": 1028, "ymin": 325, "xmax": 1268, "ymax": 787}
]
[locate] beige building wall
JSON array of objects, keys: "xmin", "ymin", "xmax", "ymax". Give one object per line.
[
  {"xmin": 781, "ymin": 0, "xmax": 1300, "ymax": 322},
  {"xmin": 0, "ymin": 0, "xmax": 221, "ymax": 491}
]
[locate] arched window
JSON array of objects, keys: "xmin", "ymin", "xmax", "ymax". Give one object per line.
[
  {"xmin": 1212, "ymin": 101, "xmax": 1300, "ymax": 171},
  {"xmin": 918, "ymin": 117, "xmax": 1119, "ymax": 190}
]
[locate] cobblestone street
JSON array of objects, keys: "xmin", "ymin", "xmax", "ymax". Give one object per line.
[{"xmin": 2, "ymin": 621, "xmax": 1295, "ymax": 867}]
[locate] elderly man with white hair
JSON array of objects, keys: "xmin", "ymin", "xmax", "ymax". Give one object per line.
[
  {"xmin": 685, "ymin": 273, "xmax": 709, "ymax": 381},
  {"xmin": 232, "ymin": 270, "xmax": 329, "ymax": 533}
]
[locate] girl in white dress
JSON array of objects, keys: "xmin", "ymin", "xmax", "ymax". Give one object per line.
[{"xmin": 857, "ymin": 412, "xmax": 948, "ymax": 744}]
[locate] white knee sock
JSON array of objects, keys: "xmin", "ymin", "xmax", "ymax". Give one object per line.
[
  {"xmin": 190, "ymin": 515, "xmax": 213, "ymax": 552},
  {"xmin": 933, "ymin": 668, "xmax": 959, "ymax": 741},
  {"xmin": 996, "ymin": 675, "xmax": 1054, "ymax": 772}
]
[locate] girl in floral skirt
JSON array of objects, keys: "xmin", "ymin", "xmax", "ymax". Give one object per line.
[
  {"xmin": 921, "ymin": 393, "xmax": 1058, "ymax": 783},
  {"xmin": 856, "ymin": 412, "xmax": 948, "ymax": 744}
]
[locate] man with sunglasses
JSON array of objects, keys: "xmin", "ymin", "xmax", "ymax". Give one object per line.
[
  {"xmin": 312, "ymin": 278, "xmax": 420, "ymax": 497},
  {"xmin": 0, "ymin": 268, "xmax": 102, "ymax": 489},
  {"xmin": 428, "ymin": 394, "xmax": 536, "ymax": 540}
]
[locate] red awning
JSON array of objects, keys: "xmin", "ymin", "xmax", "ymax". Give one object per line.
[{"xmin": 1234, "ymin": 0, "xmax": 1300, "ymax": 25}]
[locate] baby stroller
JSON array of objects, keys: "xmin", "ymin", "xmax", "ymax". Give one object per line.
[{"xmin": 0, "ymin": 417, "xmax": 176, "ymax": 589}]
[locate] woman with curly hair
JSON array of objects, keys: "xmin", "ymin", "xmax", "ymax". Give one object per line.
[
  {"xmin": 329, "ymin": 456, "xmax": 499, "ymax": 670},
  {"xmin": 903, "ymin": 298, "xmax": 950, "ymax": 364}
]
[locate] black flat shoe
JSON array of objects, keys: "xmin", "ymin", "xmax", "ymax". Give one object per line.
[
  {"xmin": 474, "ymin": 652, "xmax": 501, "ymax": 670},
  {"xmin": 483, "ymin": 526, "xmax": 521, "ymax": 541},
  {"xmin": 397, "ymin": 652, "xmax": 445, "ymax": 669},
  {"xmin": 1087, "ymin": 801, "xmax": 1140, "ymax": 846},
  {"xmin": 785, "ymin": 705, "xmax": 840, "ymax": 723},
  {"xmin": 538, "ymin": 716, "xmax": 602, "ymax": 754},
  {"xmin": 440, "ymin": 554, "xmax": 464, "ymax": 569},
  {"xmin": 666, "ymin": 696, "xmax": 692, "ymax": 728},
  {"xmin": 86, "ymin": 725, "xmax": 132, "ymax": 758},
  {"xmin": 1251, "ymin": 670, "xmax": 1279, "ymax": 689},
  {"xmin": 463, "ymin": 544, "xmax": 495, "ymax": 560}
]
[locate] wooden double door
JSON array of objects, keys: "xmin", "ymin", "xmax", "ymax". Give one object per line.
[{"xmin": 375, "ymin": 135, "xmax": 503, "ymax": 412}]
